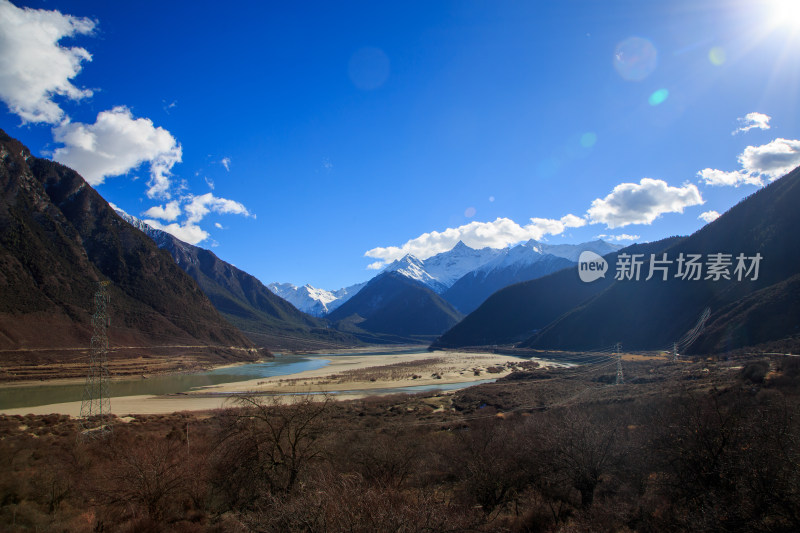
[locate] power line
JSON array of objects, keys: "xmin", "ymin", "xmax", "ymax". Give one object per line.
[{"xmin": 662, "ymin": 307, "xmax": 712, "ymax": 361}]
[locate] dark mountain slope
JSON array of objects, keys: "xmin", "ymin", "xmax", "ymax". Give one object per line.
[
  {"xmin": 0, "ymin": 129, "xmax": 259, "ymax": 370},
  {"xmin": 432, "ymin": 237, "xmax": 685, "ymax": 348},
  {"xmin": 443, "ymin": 254, "xmax": 574, "ymax": 314},
  {"xmin": 327, "ymin": 272, "xmax": 463, "ymax": 342},
  {"xmin": 690, "ymin": 272, "xmax": 800, "ymax": 353},
  {"xmin": 121, "ymin": 215, "xmax": 358, "ymax": 350},
  {"xmin": 525, "ymin": 165, "xmax": 800, "ymax": 352}
]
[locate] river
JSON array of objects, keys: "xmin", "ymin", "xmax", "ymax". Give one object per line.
[
  {"xmin": 0, "ymin": 348, "xmax": 494, "ymax": 410},
  {"xmin": 0, "ymin": 353, "xmax": 329, "ymax": 410}
]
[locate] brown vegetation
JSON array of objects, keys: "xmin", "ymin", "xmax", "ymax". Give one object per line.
[{"xmin": 1, "ymin": 353, "xmax": 800, "ymax": 531}]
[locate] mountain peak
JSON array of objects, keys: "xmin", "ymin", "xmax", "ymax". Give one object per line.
[{"xmin": 451, "ymin": 240, "xmax": 471, "ymax": 252}]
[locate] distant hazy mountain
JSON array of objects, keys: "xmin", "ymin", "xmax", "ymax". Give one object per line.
[
  {"xmin": 523, "ymin": 165, "xmax": 800, "ymax": 353},
  {"xmin": 270, "ymin": 239, "xmax": 619, "ymax": 319},
  {"xmin": 118, "ymin": 213, "xmax": 359, "ymax": 351},
  {"xmin": 326, "ymin": 272, "xmax": 463, "ymax": 342},
  {"xmin": 443, "ymin": 239, "xmax": 620, "ymax": 313},
  {"xmin": 432, "ymin": 237, "xmax": 684, "ymax": 348},
  {"xmin": 0, "ymin": 129, "xmax": 260, "ymax": 365},
  {"xmin": 267, "ymin": 281, "xmax": 366, "ymax": 317},
  {"xmin": 534, "ymin": 239, "xmax": 622, "ymax": 262}
]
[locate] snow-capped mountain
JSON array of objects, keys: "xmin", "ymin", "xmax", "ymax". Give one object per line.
[
  {"xmin": 268, "ymin": 241, "xmax": 501, "ymax": 315},
  {"xmin": 536, "ymin": 239, "xmax": 622, "ymax": 263},
  {"xmin": 419, "ymin": 241, "xmax": 505, "ymax": 287},
  {"xmin": 378, "ymin": 239, "xmax": 621, "ymax": 297},
  {"xmin": 442, "ymin": 239, "xmax": 623, "ymax": 314},
  {"xmin": 474, "ymin": 239, "xmax": 621, "ymax": 275},
  {"xmin": 381, "ymin": 241, "xmax": 503, "ymax": 293},
  {"xmin": 382, "ymin": 255, "xmax": 449, "ymax": 293},
  {"xmin": 113, "ymin": 210, "xmax": 347, "ymax": 349},
  {"xmin": 116, "ymin": 213, "xmax": 368, "ymax": 320},
  {"xmin": 268, "ymin": 281, "xmax": 367, "ymax": 317}
]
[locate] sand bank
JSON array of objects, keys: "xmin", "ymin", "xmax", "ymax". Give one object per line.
[{"xmin": 0, "ymin": 350, "xmax": 558, "ymax": 417}]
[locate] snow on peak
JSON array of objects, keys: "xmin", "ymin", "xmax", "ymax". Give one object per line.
[
  {"xmin": 382, "ymin": 254, "xmax": 446, "ymax": 292},
  {"xmin": 267, "ymin": 281, "xmax": 366, "ymax": 317},
  {"xmin": 379, "ymin": 242, "xmax": 502, "ymax": 293},
  {"xmin": 478, "ymin": 239, "xmax": 623, "ymax": 274},
  {"xmin": 538, "ymin": 239, "xmax": 622, "ymax": 262}
]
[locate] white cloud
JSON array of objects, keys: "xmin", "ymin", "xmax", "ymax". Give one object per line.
[
  {"xmin": 364, "ymin": 214, "xmax": 585, "ymax": 264},
  {"xmin": 51, "ymin": 106, "xmax": 182, "ymax": 199},
  {"xmin": 732, "ymin": 112, "xmax": 771, "ymax": 135},
  {"xmin": 597, "ymin": 233, "xmax": 640, "ymax": 242},
  {"xmin": 586, "ymin": 178, "xmax": 704, "ymax": 228},
  {"xmin": 366, "ymin": 261, "xmax": 385, "ymax": 270},
  {"xmin": 738, "ymin": 138, "xmax": 800, "ymax": 180},
  {"xmin": 697, "ymin": 168, "xmax": 762, "ymax": 187},
  {"xmin": 0, "ymin": 0, "xmax": 95, "ymax": 123},
  {"xmin": 139, "ymin": 194, "xmax": 251, "ymax": 243},
  {"xmin": 184, "ymin": 192, "xmax": 253, "ymax": 224},
  {"xmin": 698, "ymin": 210, "xmax": 721, "ymax": 223},
  {"xmin": 143, "ymin": 219, "xmax": 209, "ymax": 245},
  {"xmin": 0, "ymin": 1, "xmax": 255, "ymax": 246},
  {"xmin": 699, "ymin": 137, "xmax": 800, "ymax": 187},
  {"xmin": 142, "ymin": 200, "xmax": 181, "ymax": 222},
  {"xmin": 559, "ymin": 213, "xmax": 587, "ymax": 228}
]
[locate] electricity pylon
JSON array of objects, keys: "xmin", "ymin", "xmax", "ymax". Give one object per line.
[
  {"xmin": 615, "ymin": 342, "xmax": 624, "ymax": 385},
  {"xmin": 79, "ymin": 281, "xmax": 112, "ymax": 439}
]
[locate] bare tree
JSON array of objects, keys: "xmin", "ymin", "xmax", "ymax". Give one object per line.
[
  {"xmin": 211, "ymin": 393, "xmax": 331, "ymax": 510},
  {"xmin": 97, "ymin": 436, "xmax": 190, "ymax": 522},
  {"xmin": 540, "ymin": 408, "xmax": 619, "ymax": 509}
]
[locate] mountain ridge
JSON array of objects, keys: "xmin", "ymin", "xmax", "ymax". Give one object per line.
[
  {"xmin": 116, "ymin": 212, "xmax": 360, "ymax": 351},
  {"xmin": 523, "ymin": 165, "xmax": 800, "ymax": 352},
  {"xmin": 0, "ymin": 128, "xmax": 261, "ymax": 372},
  {"xmin": 327, "ymin": 271, "xmax": 464, "ymax": 343},
  {"xmin": 268, "ymin": 281, "xmax": 367, "ymax": 317},
  {"xmin": 432, "ymin": 236, "xmax": 685, "ymax": 348}
]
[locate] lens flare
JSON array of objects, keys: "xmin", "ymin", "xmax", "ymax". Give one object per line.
[
  {"xmin": 464, "ymin": 206, "xmax": 476, "ymax": 218},
  {"xmin": 580, "ymin": 132, "xmax": 597, "ymax": 148},
  {"xmin": 348, "ymin": 47, "xmax": 390, "ymax": 90},
  {"xmin": 648, "ymin": 88, "xmax": 669, "ymax": 106},
  {"xmin": 613, "ymin": 37, "xmax": 658, "ymax": 81},
  {"xmin": 708, "ymin": 47, "xmax": 726, "ymax": 66}
]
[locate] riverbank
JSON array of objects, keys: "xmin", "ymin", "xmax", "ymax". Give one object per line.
[
  {"xmin": 195, "ymin": 350, "xmax": 538, "ymax": 395},
  {"xmin": 0, "ymin": 348, "xmax": 263, "ymax": 383},
  {"xmin": 0, "ymin": 350, "xmax": 560, "ymax": 416}
]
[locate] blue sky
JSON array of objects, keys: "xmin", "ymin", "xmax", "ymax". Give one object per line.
[{"xmin": 2, "ymin": 0, "xmax": 799, "ymax": 289}]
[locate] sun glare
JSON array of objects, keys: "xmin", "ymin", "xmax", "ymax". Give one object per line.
[{"xmin": 768, "ymin": 0, "xmax": 800, "ymax": 31}]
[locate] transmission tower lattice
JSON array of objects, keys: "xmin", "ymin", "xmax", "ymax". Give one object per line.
[
  {"xmin": 79, "ymin": 281, "xmax": 112, "ymax": 439},
  {"xmin": 669, "ymin": 307, "xmax": 711, "ymax": 362},
  {"xmin": 614, "ymin": 342, "xmax": 624, "ymax": 385}
]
